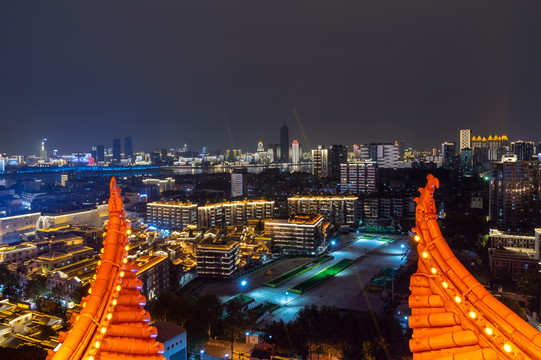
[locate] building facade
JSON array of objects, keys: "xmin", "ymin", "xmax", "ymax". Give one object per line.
[
  {"xmin": 489, "ymin": 158, "xmax": 541, "ymax": 230},
  {"xmin": 459, "ymin": 129, "xmax": 471, "ymax": 153},
  {"xmin": 311, "ymin": 145, "xmax": 329, "ymax": 178},
  {"xmin": 340, "ymin": 161, "xmax": 377, "ymax": 194},
  {"xmin": 196, "ymin": 238, "xmax": 239, "ymax": 277},
  {"xmin": 147, "ymin": 202, "xmax": 198, "ymax": 230},
  {"xmin": 288, "ymin": 196, "xmax": 358, "ymax": 226},
  {"xmin": 264, "ymin": 214, "xmax": 324, "ymax": 254}
]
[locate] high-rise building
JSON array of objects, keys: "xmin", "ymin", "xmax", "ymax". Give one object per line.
[
  {"xmin": 124, "ymin": 136, "xmax": 133, "ymax": 158},
  {"xmin": 489, "ymin": 157, "xmax": 541, "ymax": 230},
  {"xmin": 441, "ymin": 142, "xmax": 456, "ymax": 169},
  {"xmin": 231, "ymin": 170, "xmax": 247, "ymax": 198},
  {"xmin": 329, "ymin": 145, "xmax": 348, "ymax": 180},
  {"xmin": 340, "ymin": 161, "xmax": 377, "ymax": 194},
  {"xmin": 0, "ymin": 154, "xmax": 5, "ymax": 172},
  {"xmin": 40, "ymin": 138, "xmax": 48, "ymax": 162},
  {"xmin": 268, "ymin": 144, "xmax": 280, "ymax": 163},
  {"xmin": 112, "ymin": 138, "xmax": 121, "ymax": 161},
  {"xmin": 96, "ymin": 145, "xmax": 105, "ymax": 162},
  {"xmin": 459, "ymin": 129, "xmax": 471, "ymax": 153},
  {"xmin": 360, "ymin": 143, "xmax": 398, "ymax": 169},
  {"xmin": 460, "ymin": 148, "xmax": 473, "ymax": 174},
  {"xmin": 511, "ymin": 141, "xmax": 535, "ymax": 161},
  {"xmin": 280, "ymin": 123, "xmax": 289, "ymax": 163},
  {"xmin": 311, "ymin": 145, "xmax": 329, "ymax": 177},
  {"xmin": 291, "ymin": 140, "xmax": 301, "ymax": 163}
]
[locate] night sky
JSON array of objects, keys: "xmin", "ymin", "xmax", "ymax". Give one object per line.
[{"xmin": 2, "ymin": 1, "xmax": 541, "ymax": 155}]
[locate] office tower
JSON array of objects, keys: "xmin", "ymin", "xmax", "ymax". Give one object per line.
[
  {"xmin": 280, "ymin": 123, "xmax": 289, "ymax": 162},
  {"xmin": 182, "ymin": 144, "xmax": 188, "ymax": 153},
  {"xmin": 124, "ymin": 136, "xmax": 133, "ymax": 158},
  {"xmin": 311, "ymin": 145, "xmax": 329, "ymax": 177},
  {"xmin": 329, "ymin": 145, "xmax": 348, "ymax": 180},
  {"xmin": 40, "ymin": 138, "xmax": 48, "ymax": 162},
  {"xmin": 231, "ymin": 170, "xmax": 247, "ymax": 197},
  {"xmin": 291, "ymin": 140, "xmax": 301, "ymax": 163},
  {"xmin": 459, "ymin": 129, "xmax": 471, "ymax": 152},
  {"xmin": 460, "ymin": 148, "xmax": 473, "ymax": 174},
  {"xmin": 360, "ymin": 143, "xmax": 398, "ymax": 169},
  {"xmin": 489, "ymin": 157, "xmax": 541, "ymax": 230},
  {"xmin": 340, "ymin": 161, "xmax": 377, "ymax": 193},
  {"xmin": 441, "ymin": 142, "xmax": 456, "ymax": 169},
  {"xmin": 511, "ymin": 141, "xmax": 535, "ymax": 161},
  {"xmin": 112, "ymin": 138, "xmax": 121, "ymax": 161}
]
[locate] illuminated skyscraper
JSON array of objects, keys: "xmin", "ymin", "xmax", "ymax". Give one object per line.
[
  {"xmin": 340, "ymin": 161, "xmax": 377, "ymax": 193},
  {"xmin": 311, "ymin": 145, "xmax": 328, "ymax": 177},
  {"xmin": 291, "ymin": 140, "xmax": 301, "ymax": 163},
  {"xmin": 361, "ymin": 143, "xmax": 398, "ymax": 169},
  {"xmin": 280, "ymin": 123, "xmax": 289, "ymax": 163},
  {"xmin": 489, "ymin": 157, "xmax": 541, "ymax": 230},
  {"xmin": 329, "ymin": 144, "xmax": 348, "ymax": 180},
  {"xmin": 441, "ymin": 142, "xmax": 456, "ymax": 168},
  {"xmin": 40, "ymin": 138, "xmax": 48, "ymax": 162},
  {"xmin": 459, "ymin": 129, "xmax": 471, "ymax": 152},
  {"xmin": 231, "ymin": 169, "xmax": 247, "ymax": 198}
]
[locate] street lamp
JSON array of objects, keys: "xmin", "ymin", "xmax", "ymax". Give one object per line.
[
  {"xmin": 284, "ymin": 291, "xmax": 289, "ymax": 304},
  {"xmin": 200, "ymin": 349, "xmax": 205, "ymax": 360}
]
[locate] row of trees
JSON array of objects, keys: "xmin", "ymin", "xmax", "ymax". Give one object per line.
[
  {"xmin": 146, "ymin": 291, "xmax": 411, "ymax": 360},
  {"xmin": 146, "ymin": 292, "xmax": 251, "ymax": 354},
  {"xmin": 265, "ymin": 305, "xmax": 411, "ymax": 360}
]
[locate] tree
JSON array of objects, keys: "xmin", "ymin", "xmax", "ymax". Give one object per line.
[
  {"xmin": 518, "ymin": 267, "xmax": 540, "ymax": 312},
  {"xmin": 0, "ymin": 264, "xmax": 21, "ymax": 301},
  {"xmin": 223, "ymin": 298, "xmax": 249, "ymax": 359},
  {"xmin": 36, "ymin": 297, "xmax": 66, "ymax": 319},
  {"xmin": 194, "ymin": 293, "xmax": 223, "ymax": 337},
  {"xmin": 24, "ymin": 276, "xmax": 47, "ymax": 301}
]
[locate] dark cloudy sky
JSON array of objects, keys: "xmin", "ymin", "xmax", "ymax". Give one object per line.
[{"xmin": 1, "ymin": 1, "xmax": 541, "ymax": 155}]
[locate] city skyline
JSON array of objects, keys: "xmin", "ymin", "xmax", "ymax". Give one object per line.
[{"xmin": 2, "ymin": 1, "xmax": 541, "ymax": 154}]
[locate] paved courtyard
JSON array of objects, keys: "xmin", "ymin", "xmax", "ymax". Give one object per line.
[{"xmin": 194, "ymin": 232, "xmax": 411, "ymax": 324}]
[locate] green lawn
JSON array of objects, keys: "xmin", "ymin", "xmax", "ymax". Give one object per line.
[{"xmin": 288, "ymin": 259, "xmax": 355, "ymax": 294}]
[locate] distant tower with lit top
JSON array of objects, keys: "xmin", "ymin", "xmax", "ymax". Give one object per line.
[
  {"xmin": 40, "ymin": 138, "xmax": 48, "ymax": 162},
  {"xmin": 291, "ymin": 140, "xmax": 301, "ymax": 163}
]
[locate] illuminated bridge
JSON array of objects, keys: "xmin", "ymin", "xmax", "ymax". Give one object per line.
[
  {"xmin": 47, "ymin": 178, "xmax": 164, "ymax": 360},
  {"xmin": 410, "ymin": 175, "xmax": 541, "ymax": 359}
]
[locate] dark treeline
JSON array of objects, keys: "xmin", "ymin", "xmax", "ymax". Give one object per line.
[{"xmin": 265, "ymin": 304, "xmax": 411, "ymax": 360}]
